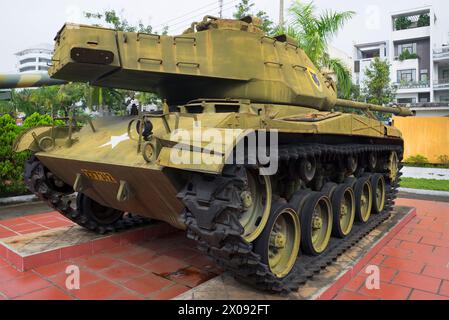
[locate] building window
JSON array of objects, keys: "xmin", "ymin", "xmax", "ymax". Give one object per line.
[
  {"xmin": 20, "ymin": 58, "xmax": 37, "ymax": 65},
  {"xmin": 397, "ymin": 98, "xmax": 417, "ymax": 104},
  {"xmin": 398, "ymin": 43, "xmax": 416, "ymax": 54},
  {"xmin": 38, "ymin": 66, "xmax": 49, "ymax": 71},
  {"xmin": 443, "ymin": 69, "xmax": 449, "ymax": 80},
  {"xmin": 397, "ymin": 69, "xmax": 416, "ymax": 83},
  {"xmin": 420, "ymin": 69, "xmax": 428, "ymax": 82},
  {"xmin": 440, "ymin": 95, "xmax": 449, "ymax": 103},
  {"xmin": 38, "ymin": 58, "xmax": 52, "ymax": 64},
  {"xmin": 19, "ymin": 66, "xmax": 37, "ymax": 72}
]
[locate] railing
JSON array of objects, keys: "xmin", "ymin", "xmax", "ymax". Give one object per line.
[
  {"xmin": 393, "ymin": 81, "xmax": 430, "ymax": 89},
  {"xmin": 433, "ymin": 47, "xmax": 449, "ymax": 60},
  {"xmin": 434, "ymin": 79, "xmax": 449, "ymax": 89},
  {"xmin": 393, "ymin": 12, "xmax": 430, "ymax": 31}
]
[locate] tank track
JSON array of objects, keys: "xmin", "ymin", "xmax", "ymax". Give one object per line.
[
  {"xmin": 24, "ymin": 155, "xmax": 149, "ymax": 234},
  {"xmin": 179, "ymin": 143, "xmax": 403, "ymax": 293}
]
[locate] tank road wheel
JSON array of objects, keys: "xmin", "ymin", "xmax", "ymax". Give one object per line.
[
  {"xmin": 239, "ymin": 169, "xmax": 272, "ymax": 243},
  {"xmin": 371, "ymin": 174, "xmax": 386, "ymax": 214},
  {"xmin": 301, "ymin": 192, "xmax": 333, "ymax": 255},
  {"xmin": 388, "ymin": 152, "xmax": 400, "ymax": 183},
  {"xmin": 77, "ymin": 193, "xmax": 124, "ymax": 229},
  {"xmin": 331, "ymin": 184, "xmax": 356, "ymax": 238},
  {"xmin": 254, "ymin": 202, "xmax": 300, "ymax": 279},
  {"xmin": 354, "ymin": 176, "xmax": 373, "ymax": 223}
]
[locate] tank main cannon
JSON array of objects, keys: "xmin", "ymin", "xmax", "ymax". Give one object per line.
[
  {"xmin": 15, "ymin": 16, "xmax": 412, "ymax": 293},
  {"xmin": 0, "ymin": 73, "xmax": 67, "ymax": 89}
]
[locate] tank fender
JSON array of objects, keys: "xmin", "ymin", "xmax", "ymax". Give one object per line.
[{"xmin": 155, "ymin": 128, "xmax": 271, "ymax": 174}]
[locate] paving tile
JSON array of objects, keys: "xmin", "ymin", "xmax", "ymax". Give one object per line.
[
  {"xmin": 99, "ymin": 263, "xmax": 147, "ymax": 283},
  {"xmin": 143, "ymin": 255, "xmax": 189, "ymax": 275},
  {"xmin": 0, "ymin": 226, "xmax": 17, "ymax": 239},
  {"xmin": 440, "ymin": 281, "xmax": 449, "ymax": 297},
  {"xmin": 33, "ymin": 261, "xmax": 74, "ymax": 277},
  {"xmin": 14, "ymin": 286, "xmax": 73, "ymax": 300},
  {"xmin": 344, "ymin": 275, "xmax": 366, "ymax": 292},
  {"xmin": 78, "ymin": 256, "xmax": 118, "ymax": 271},
  {"xmin": 382, "ymin": 257, "xmax": 424, "ymax": 274},
  {"xmin": 109, "ymin": 292, "xmax": 144, "ymax": 300},
  {"xmin": 358, "ymin": 281, "xmax": 411, "ymax": 300},
  {"xmin": 0, "ymin": 265, "xmax": 27, "ymax": 283},
  {"xmin": 151, "ymin": 284, "xmax": 190, "ymax": 300},
  {"xmin": 120, "ymin": 251, "xmax": 157, "ymax": 266},
  {"xmin": 394, "ymin": 233, "xmax": 422, "ymax": 243},
  {"xmin": 393, "ymin": 271, "xmax": 441, "ymax": 293},
  {"xmin": 0, "ymin": 273, "xmax": 52, "ymax": 298},
  {"xmin": 164, "ymin": 247, "xmax": 200, "ymax": 261},
  {"xmin": 409, "ymin": 290, "xmax": 448, "ymax": 300},
  {"xmin": 72, "ymin": 279, "xmax": 124, "ymax": 300},
  {"xmin": 123, "ymin": 273, "xmax": 173, "ymax": 296},
  {"xmin": 398, "ymin": 242, "xmax": 434, "ymax": 255},
  {"xmin": 368, "ymin": 254, "xmax": 387, "ymax": 265},
  {"xmin": 167, "ymin": 267, "xmax": 216, "ymax": 288},
  {"xmin": 49, "ymin": 269, "xmax": 101, "ymax": 290},
  {"xmin": 334, "ymin": 290, "xmax": 375, "ymax": 300},
  {"xmin": 420, "ymin": 237, "xmax": 449, "ymax": 249},
  {"xmin": 422, "ymin": 265, "xmax": 449, "ymax": 281}
]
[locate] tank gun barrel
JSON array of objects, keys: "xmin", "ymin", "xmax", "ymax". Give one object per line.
[
  {"xmin": 0, "ymin": 73, "xmax": 67, "ymax": 89},
  {"xmin": 335, "ymin": 99, "xmax": 414, "ymax": 117}
]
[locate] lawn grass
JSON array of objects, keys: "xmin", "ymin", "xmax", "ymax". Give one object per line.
[{"xmin": 400, "ymin": 178, "xmax": 449, "ymax": 192}]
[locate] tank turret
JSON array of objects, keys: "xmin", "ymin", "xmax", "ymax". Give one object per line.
[
  {"xmin": 48, "ymin": 15, "xmax": 412, "ymax": 116},
  {"xmin": 0, "ymin": 73, "xmax": 67, "ymax": 89}
]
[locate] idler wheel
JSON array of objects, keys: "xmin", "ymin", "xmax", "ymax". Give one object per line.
[
  {"xmin": 254, "ymin": 201, "xmax": 300, "ymax": 279},
  {"xmin": 77, "ymin": 193, "xmax": 124, "ymax": 226}
]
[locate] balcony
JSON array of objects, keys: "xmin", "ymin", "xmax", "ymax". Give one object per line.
[
  {"xmin": 433, "ymin": 47, "xmax": 449, "ymax": 61},
  {"xmin": 393, "ymin": 12, "xmax": 430, "ymax": 31},
  {"xmin": 392, "ymin": 11, "xmax": 431, "ymax": 41},
  {"xmin": 393, "ymin": 81, "xmax": 430, "ymax": 90},
  {"xmin": 434, "ymin": 79, "xmax": 449, "ymax": 90}
]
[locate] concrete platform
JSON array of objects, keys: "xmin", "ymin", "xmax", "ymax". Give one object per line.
[
  {"xmin": 0, "ymin": 213, "xmax": 177, "ymax": 271},
  {"xmin": 176, "ymin": 206, "xmax": 417, "ymax": 300}
]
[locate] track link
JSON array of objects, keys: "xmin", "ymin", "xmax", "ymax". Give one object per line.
[
  {"xmin": 24, "ymin": 155, "xmax": 149, "ymax": 234},
  {"xmin": 179, "ymin": 143, "xmax": 403, "ymax": 293}
]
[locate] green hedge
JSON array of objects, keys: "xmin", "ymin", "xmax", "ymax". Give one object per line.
[{"xmin": 0, "ymin": 113, "xmax": 59, "ymax": 197}]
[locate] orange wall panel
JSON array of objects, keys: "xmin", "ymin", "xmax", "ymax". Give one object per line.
[{"xmin": 393, "ymin": 117, "xmax": 449, "ymax": 163}]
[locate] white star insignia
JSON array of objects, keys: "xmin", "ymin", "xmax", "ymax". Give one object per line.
[{"xmin": 99, "ymin": 133, "xmax": 130, "ymax": 149}]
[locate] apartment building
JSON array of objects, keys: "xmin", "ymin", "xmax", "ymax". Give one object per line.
[
  {"xmin": 15, "ymin": 43, "xmax": 53, "ymax": 74},
  {"xmin": 353, "ymin": 5, "xmax": 449, "ymax": 116}
]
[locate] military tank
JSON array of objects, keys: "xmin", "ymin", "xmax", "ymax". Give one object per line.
[{"xmin": 13, "ymin": 16, "xmax": 413, "ymax": 292}]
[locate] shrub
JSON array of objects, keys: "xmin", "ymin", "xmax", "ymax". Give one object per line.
[
  {"xmin": 405, "ymin": 154, "xmax": 429, "ymax": 165},
  {"xmin": 398, "ymin": 49, "xmax": 419, "ymax": 61},
  {"xmin": 0, "ymin": 113, "xmax": 60, "ymax": 197},
  {"xmin": 417, "ymin": 14, "xmax": 430, "ymax": 27},
  {"xmin": 395, "ymin": 16, "xmax": 412, "ymax": 30},
  {"xmin": 438, "ymin": 155, "xmax": 449, "ymax": 165}
]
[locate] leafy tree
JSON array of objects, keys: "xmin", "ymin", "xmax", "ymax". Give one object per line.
[
  {"xmin": 362, "ymin": 57, "xmax": 396, "ymax": 120},
  {"xmin": 84, "ymin": 10, "xmax": 153, "ymax": 33},
  {"xmin": 277, "ymin": 1, "xmax": 354, "ymax": 98},
  {"xmin": 362, "ymin": 57, "xmax": 396, "ymax": 105},
  {"xmin": 233, "ymin": 0, "xmax": 274, "ymax": 34}
]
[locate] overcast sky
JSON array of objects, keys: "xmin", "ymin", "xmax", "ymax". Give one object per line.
[{"xmin": 0, "ymin": 0, "xmax": 437, "ymax": 72}]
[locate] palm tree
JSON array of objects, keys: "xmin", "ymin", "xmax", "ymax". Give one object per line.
[{"xmin": 278, "ymin": 1, "xmax": 354, "ymax": 98}]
